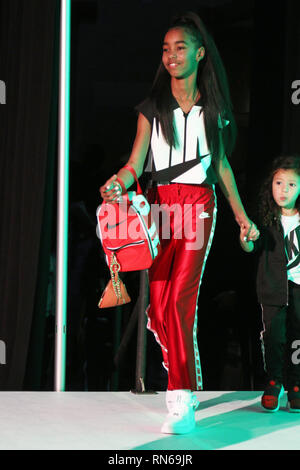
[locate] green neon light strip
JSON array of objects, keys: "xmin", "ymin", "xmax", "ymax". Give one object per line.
[{"xmin": 55, "ymin": 0, "xmax": 71, "ymax": 392}]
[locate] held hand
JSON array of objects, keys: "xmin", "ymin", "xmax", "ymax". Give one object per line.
[
  {"xmin": 240, "ymin": 219, "xmax": 260, "ymax": 242},
  {"xmin": 240, "ymin": 223, "xmax": 250, "ymax": 244},
  {"xmin": 99, "ymin": 175, "xmax": 123, "ymax": 203}
]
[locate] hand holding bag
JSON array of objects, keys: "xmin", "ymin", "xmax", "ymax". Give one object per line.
[{"xmin": 97, "ymin": 164, "xmax": 160, "ymax": 308}]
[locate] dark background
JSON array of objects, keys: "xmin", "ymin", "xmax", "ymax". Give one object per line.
[{"xmin": 0, "ymin": 0, "xmax": 299, "ymax": 391}]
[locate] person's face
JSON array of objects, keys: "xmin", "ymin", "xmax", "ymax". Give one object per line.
[
  {"xmin": 162, "ymin": 27, "xmax": 205, "ymax": 79},
  {"xmin": 272, "ymin": 169, "xmax": 300, "ymax": 212}
]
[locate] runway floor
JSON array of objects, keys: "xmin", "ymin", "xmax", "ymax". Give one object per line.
[{"xmin": 0, "ymin": 390, "xmax": 299, "ymax": 450}]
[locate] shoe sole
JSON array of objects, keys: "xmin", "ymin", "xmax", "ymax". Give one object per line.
[
  {"xmin": 287, "ymin": 401, "xmax": 300, "ymax": 413},
  {"xmin": 161, "ymin": 422, "xmax": 196, "ymax": 434},
  {"xmin": 261, "ymin": 385, "xmax": 284, "ymax": 412}
]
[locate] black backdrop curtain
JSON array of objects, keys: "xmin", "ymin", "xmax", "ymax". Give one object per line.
[
  {"xmin": 281, "ymin": 0, "xmax": 300, "ymax": 155},
  {"xmin": 247, "ymin": 0, "xmax": 300, "ymax": 190},
  {"xmin": 0, "ymin": 0, "xmax": 59, "ymax": 390}
]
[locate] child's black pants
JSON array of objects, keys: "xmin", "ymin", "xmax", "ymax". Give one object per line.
[{"xmin": 261, "ymin": 281, "xmax": 300, "ymax": 388}]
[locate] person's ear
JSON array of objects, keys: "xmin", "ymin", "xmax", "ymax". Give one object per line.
[{"xmin": 197, "ymin": 46, "xmax": 205, "ymax": 62}]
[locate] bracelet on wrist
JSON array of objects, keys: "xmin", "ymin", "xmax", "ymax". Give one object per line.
[{"xmin": 115, "ymin": 177, "xmax": 126, "ymax": 194}]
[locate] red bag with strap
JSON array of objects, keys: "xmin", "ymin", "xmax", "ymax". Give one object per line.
[{"xmin": 96, "ymin": 164, "xmax": 161, "ymax": 307}]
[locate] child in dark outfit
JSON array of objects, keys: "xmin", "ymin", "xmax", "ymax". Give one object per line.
[{"xmin": 240, "ymin": 155, "xmax": 300, "ymax": 412}]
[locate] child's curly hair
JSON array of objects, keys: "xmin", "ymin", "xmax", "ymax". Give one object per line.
[{"xmin": 259, "ymin": 155, "xmax": 300, "ymax": 228}]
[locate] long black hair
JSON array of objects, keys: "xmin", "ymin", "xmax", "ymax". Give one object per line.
[
  {"xmin": 259, "ymin": 155, "xmax": 300, "ymax": 228},
  {"xmin": 149, "ymin": 11, "xmax": 237, "ymax": 161}
]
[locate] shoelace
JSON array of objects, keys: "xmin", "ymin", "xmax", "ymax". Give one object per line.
[{"xmin": 167, "ymin": 392, "xmax": 199, "ymax": 412}]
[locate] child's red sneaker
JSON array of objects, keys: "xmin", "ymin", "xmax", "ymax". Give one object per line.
[
  {"xmin": 287, "ymin": 385, "xmax": 300, "ymax": 413},
  {"xmin": 261, "ymin": 380, "xmax": 284, "ymax": 412}
]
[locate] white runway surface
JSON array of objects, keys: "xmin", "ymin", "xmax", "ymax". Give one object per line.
[{"xmin": 0, "ymin": 391, "xmax": 299, "ymax": 450}]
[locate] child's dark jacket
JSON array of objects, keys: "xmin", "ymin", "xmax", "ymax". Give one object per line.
[{"xmin": 254, "ymin": 224, "xmax": 288, "ymax": 307}]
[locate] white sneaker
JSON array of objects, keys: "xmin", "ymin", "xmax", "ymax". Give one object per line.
[{"xmin": 161, "ymin": 390, "xmax": 197, "ymax": 434}]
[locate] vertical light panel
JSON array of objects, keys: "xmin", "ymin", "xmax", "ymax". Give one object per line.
[{"xmin": 55, "ymin": 0, "xmax": 71, "ymax": 391}]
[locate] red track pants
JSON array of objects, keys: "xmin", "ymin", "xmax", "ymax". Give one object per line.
[{"xmin": 147, "ymin": 183, "xmax": 217, "ymax": 391}]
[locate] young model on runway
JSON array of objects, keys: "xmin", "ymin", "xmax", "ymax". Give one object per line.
[
  {"xmin": 100, "ymin": 11, "xmax": 259, "ymax": 434},
  {"xmin": 240, "ymin": 155, "xmax": 300, "ymax": 413}
]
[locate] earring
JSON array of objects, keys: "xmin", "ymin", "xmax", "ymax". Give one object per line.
[{"xmin": 198, "ymin": 47, "xmax": 205, "ymax": 61}]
